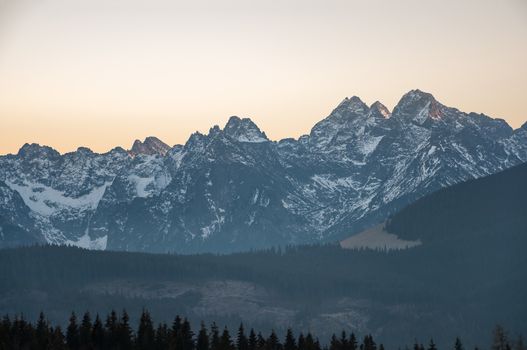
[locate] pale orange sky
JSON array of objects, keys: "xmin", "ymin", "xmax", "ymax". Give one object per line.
[{"xmin": 1, "ymin": 0, "xmax": 526, "ymax": 154}]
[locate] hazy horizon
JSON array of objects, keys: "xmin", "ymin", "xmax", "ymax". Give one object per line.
[{"xmin": 1, "ymin": 0, "xmax": 526, "ymax": 154}]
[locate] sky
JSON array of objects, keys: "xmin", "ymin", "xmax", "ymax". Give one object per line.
[{"xmin": 0, "ymin": 0, "xmax": 526, "ymax": 154}]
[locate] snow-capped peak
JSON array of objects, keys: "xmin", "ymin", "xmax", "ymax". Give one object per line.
[{"xmin": 223, "ymin": 116, "xmax": 268, "ymax": 143}]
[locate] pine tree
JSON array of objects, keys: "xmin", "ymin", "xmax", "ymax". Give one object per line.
[
  {"xmin": 197, "ymin": 322, "xmax": 210, "ymax": 350},
  {"xmin": 455, "ymin": 337, "xmax": 464, "ymax": 350},
  {"xmin": 35, "ymin": 311, "xmax": 50, "ymax": 349},
  {"xmin": 249, "ymin": 328, "xmax": 258, "ymax": 350},
  {"xmin": 91, "ymin": 314, "xmax": 105, "ymax": 350},
  {"xmin": 136, "ymin": 309, "xmax": 155, "ymax": 350},
  {"xmin": 105, "ymin": 310, "xmax": 119, "ymax": 348},
  {"xmin": 340, "ymin": 331, "xmax": 349, "ymax": 350},
  {"xmin": 267, "ymin": 330, "xmax": 281, "ymax": 350},
  {"xmin": 118, "ymin": 309, "xmax": 133, "ymax": 349},
  {"xmin": 298, "ymin": 333, "xmax": 306, "ymax": 350},
  {"xmin": 349, "ymin": 334, "xmax": 358, "ymax": 350},
  {"xmin": 428, "ymin": 339, "xmax": 437, "ymax": 350},
  {"xmin": 284, "ymin": 328, "xmax": 297, "ymax": 350},
  {"xmin": 330, "ymin": 334, "xmax": 340, "ymax": 350},
  {"xmin": 493, "ymin": 326, "xmax": 509, "ymax": 350},
  {"xmin": 79, "ymin": 312, "xmax": 93, "ymax": 350},
  {"xmin": 257, "ymin": 332, "xmax": 266, "ymax": 350},
  {"xmin": 66, "ymin": 312, "xmax": 80, "ymax": 350},
  {"xmin": 50, "ymin": 326, "xmax": 67, "ymax": 350},
  {"xmin": 210, "ymin": 322, "xmax": 221, "ymax": 350},
  {"xmin": 170, "ymin": 315, "xmax": 183, "ymax": 350},
  {"xmin": 181, "ymin": 318, "xmax": 195, "ymax": 350},
  {"xmin": 155, "ymin": 323, "xmax": 170, "ymax": 350},
  {"xmin": 220, "ymin": 326, "xmax": 234, "ymax": 350},
  {"xmin": 238, "ymin": 323, "xmax": 249, "ymax": 350}
]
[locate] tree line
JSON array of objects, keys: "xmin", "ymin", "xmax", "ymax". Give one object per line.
[{"xmin": 0, "ymin": 309, "xmax": 523, "ymax": 350}]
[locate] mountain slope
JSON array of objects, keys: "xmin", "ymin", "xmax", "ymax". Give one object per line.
[
  {"xmin": 0, "ymin": 89, "xmax": 526, "ymax": 252},
  {"xmin": 385, "ymin": 161, "xmax": 527, "ymax": 243}
]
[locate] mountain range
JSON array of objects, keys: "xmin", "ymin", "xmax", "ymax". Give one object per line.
[
  {"xmin": 1, "ymin": 162, "xmax": 525, "ymax": 347},
  {"xmin": 1, "ymin": 89, "xmax": 526, "ymax": 253}
]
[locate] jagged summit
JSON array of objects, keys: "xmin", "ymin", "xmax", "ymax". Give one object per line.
[
  {"xmin": 336, "ymin": 96, "xmax": 369, "ymax": 114},
  {"xmin": 2, "ymin": 89, "xmax": 527, "ymax": 254},
  {"xmin": 223, "ymin": 116, "xmax": 268, "ymax": 143},
  {"xmin": 369, "ymin": 101, "xmax": 391, "ymax": 119},
  {"xmin": 392, "ymin": 89, "xmax": 442, "ymax": 124},
  {"xmin": 17, "ymin": 143, "xmax": 60, "ymax": 158},
  {"xmin": 129, "ymin": 136, "xmax": 170, "ymax": 156}
]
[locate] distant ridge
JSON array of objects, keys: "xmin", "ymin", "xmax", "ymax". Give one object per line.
[{"xmin": 1, "ymin": 89, "xmax": 526, "ymax": 253}]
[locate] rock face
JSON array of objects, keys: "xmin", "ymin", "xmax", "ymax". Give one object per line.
[{"xmin": 1, "ymin": 89, "xmax": 526, "ymax": 252}]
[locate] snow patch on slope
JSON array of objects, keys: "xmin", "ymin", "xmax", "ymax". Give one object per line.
[
  {"xmin": 5, "ymin": 180, "xmax": 111, "ymax": 216},
  {"xmin": 65, "ymin": 232, "xmax": 108, "ymax": 250}
]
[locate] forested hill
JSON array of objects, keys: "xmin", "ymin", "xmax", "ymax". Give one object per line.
[
  {"xmin": 1, "ymin": 241, "xmax": 526, "ymax": 349},
  {"xmin": 385, "ymin": 161, "xmax": 527, "ymax": 243}
]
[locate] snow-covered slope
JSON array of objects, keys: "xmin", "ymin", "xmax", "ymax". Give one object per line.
[{"xmin": 1, "ymin": 89, "xmax": 526, "ymax": 252}]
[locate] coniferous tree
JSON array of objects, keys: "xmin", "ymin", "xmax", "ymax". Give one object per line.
[
  {"xmin": 155, "ymin": 323, "xmax": 170, "ymax": 350},
  {"xmin": 455, "ymin": 338, "xmax": 464, "ymax": 350},
  {"xmin": 66, "ymin": 312, "xmax": 80, "ymax": 350},
  {"xmin": 91, "ymin": 314, "xmax": 105, "ymax": 350},
  {"xmin": 105, "ymin": 310, "xmax": 119, "ymax": 349},
  {"xmin": 118, "ymin": 310, "xmax": 133, "ymax": 349},
  {"xmin": 267, "ymin": 330, "xmax": 281, "ymax": 350},
  {"xmin": 197, "ymin": 322, "xmax": 210, "ymax": 350},
  {"xmin": 210, "ymin": 322, "xmax": 221, "ymax": 350},
  {"xmin": 298, "ymin": 333, "xmax": 306, "ymax": 350},
  {"xmin": 170, "ymin": 315, "xmax": 183, "ymax": 350},
  {"xmin": 220, "ymin": 326, "xmax": 234, "ymax": 350},
  {"xmin": 428, "ymin": 339, "xmax": 437, "ymax": 350},
  {"xmin": 340, "ymin": 331, "xmax": 349, "ymax": 350},
  {"xmin": 349, "ymin": 334, "xmax": 358, "ymax": 350},
  {"xmin": 79, "ymin": 312, "xmax": 93, "ymax": 350},
  {"xmin": 181, "ymin": 318, "xmax": 195, "ymax": 350},
  {"xmin": 284, "ymin": 329, "xmax": 297, "ymax": 350},
  {"xmin": 35, "ymin": 311, "xmax": 50, "ymax": 349},
  {"xmin": 330, "ymin": 334, "xmax": 340, "ymax": 350},
  {"xmin": 238, "ymin": 323, "xmax": 249, "ymax": 350},
  {"xmin": 257, "ymin": 332, "xmax": 266, "ymax": 350},
  {"xmin": 493, "ymin": 326, "xmax": 509, "ymax": 350},
  {"xmin": 50, "ymin": 326, "xmax": 67, "ymax": 350},
  {"xmin": 249, "ymin": 328, "xmax": 258, "ymax": 350},
  {"xmin": 136, "ymin": 309, "xmax": 155, "ymax": 350}
]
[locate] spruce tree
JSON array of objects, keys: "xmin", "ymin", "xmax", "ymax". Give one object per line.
[
  {"xmin": 66, "ymin": 312, "xmax": 80, "ymax": 350},
  {"xmin": 428, "ymin": 339, "xmax": 437, "ymax": 350},
  {"xmin": 79, "ymin": 312, "xmax": 93, "ymax": 350},
  {"xmin": 455, "ymin": 338, "xmax": 464, "ymax": 350},
  {"xmin": 35, "ymin": 311, "xmax": 50, "ymax": 349},
  {"xmin": 249, "ymin": 328, "xmax": 258, "ymax": 350},
  {"xmin": 238, "ymin": 323, "xmax": 249, "ymax": 350},
  {"xmin": 493, "ymin": 326, "xmax": 509, "ymax": 350},
  {"xmin": 91, "ymin": 314, "xmax": 105, "ymax": 350},
  {"xmin": 267, "ymin": 330, "xmax": 281, "ymax": 350},
  {"xmin": 136, "ymin": 309, "xmax": 155, "ymax": 350},
  {"xmin": 284, "ymin": 328, "xmax": 297, "ymax": 350},
  {"xmin": 118, "ymin": 310, "xmax": 133, "ymax": 349},
  {"xmin": 155, "ymin": 323, "xmax": 170, "ymax": 350},
  {"xmin": 197, "ymin": 322, "xmax": 210, "ymax": 350},
  {"xmin": 210, "ymin": 322, "xmax": 221, "ymax": 350},
  {"xmin": 220, "ymin": 326, "xmax": 234, "ymax": 350}
]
